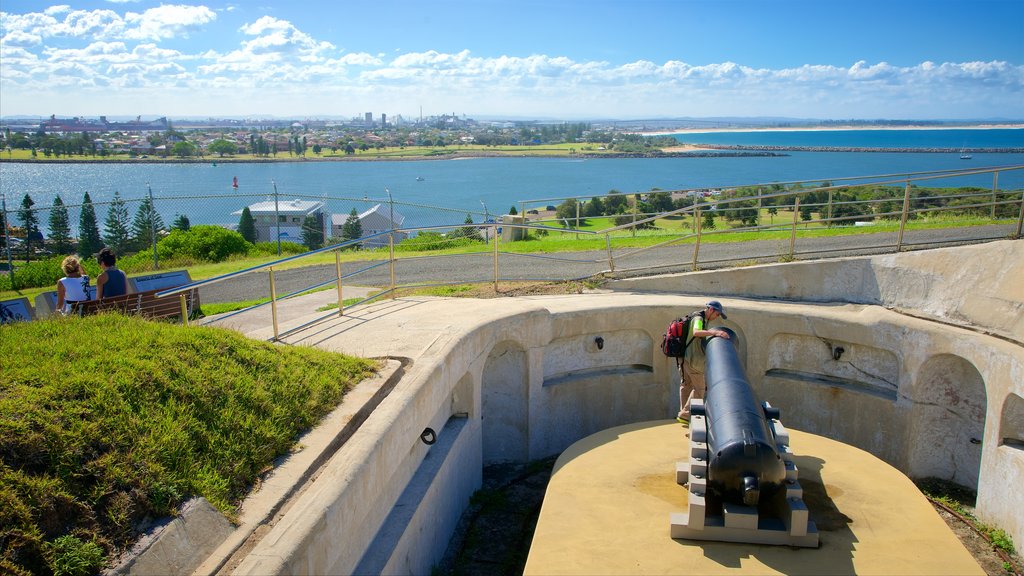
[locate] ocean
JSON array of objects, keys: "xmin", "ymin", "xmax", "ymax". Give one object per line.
[
  {"xmin": 670, "ymin": 127, "xmax": 1024, "ymax": 149},
  {"xmin": 2, "ymin": 129, "xmax": 1022, "ymax": 234}
]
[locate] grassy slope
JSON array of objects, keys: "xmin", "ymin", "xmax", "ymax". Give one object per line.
[{"xmin": 0, "ymin": 314, "xmax": 376, "ymax": 575}]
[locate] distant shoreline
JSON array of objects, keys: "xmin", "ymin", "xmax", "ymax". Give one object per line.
[{"xmin": 639, "ymin": 123, "xmax": 1024, "ymax": 136}]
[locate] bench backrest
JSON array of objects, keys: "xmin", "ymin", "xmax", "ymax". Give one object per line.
[
  {"xmin": 1, "ymin": 297, "xmax": 34, "ymax": 324},
  {"xmin": 71, "ymin": 288, "xmax": 200, "ymax": 320}
]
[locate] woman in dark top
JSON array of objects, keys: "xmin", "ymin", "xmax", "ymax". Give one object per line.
[{"xmin": 96, "ymin": 247, "xmax": 127, "ymax": 299}]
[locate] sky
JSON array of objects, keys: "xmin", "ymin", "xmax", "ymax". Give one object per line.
[{"xmin": 1, "ymin": 0, "xmax": 1022, "ymax": 121}]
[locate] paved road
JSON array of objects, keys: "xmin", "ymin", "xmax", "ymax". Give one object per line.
[{"xmin": 198, "ymin": 224, "xmax": 1017, "ymax": 304}]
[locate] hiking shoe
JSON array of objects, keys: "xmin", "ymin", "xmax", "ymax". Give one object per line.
[{"xmin": 676, "ymin": 416, "xmax": 689, "ymax": 427}]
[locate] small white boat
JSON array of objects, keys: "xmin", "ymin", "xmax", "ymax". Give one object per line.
[
  {"xmin": 960, "ymin": 146, "xmax": 972, "ymax": 160},
  {"xmin": 416, "ymin": 176, "xmax": 425, "ymax": 181}
]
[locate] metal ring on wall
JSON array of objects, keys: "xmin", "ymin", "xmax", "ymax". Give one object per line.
[{"xmin": 421, "ymin": 427, "xmax": 437, "ymax": 445}]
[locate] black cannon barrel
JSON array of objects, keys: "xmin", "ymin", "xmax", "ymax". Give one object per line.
[{"xmin": 702, "ymin": 328, "xmax": 785, "ymax": 506}]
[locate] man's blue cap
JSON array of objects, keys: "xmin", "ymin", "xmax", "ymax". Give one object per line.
[{"xmin": 706, "ymin": 300, "xmax": 727, "ymax": 319}]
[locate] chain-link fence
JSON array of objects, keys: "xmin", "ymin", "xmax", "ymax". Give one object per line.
[
  {"xmin": 3, "ymin": 165, "xmax": 1022, "ymax": 317},
  {"xmin": 0, "ymin": 185, "xmax": 496, "ymax": 277}
]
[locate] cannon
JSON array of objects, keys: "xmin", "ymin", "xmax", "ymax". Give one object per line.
[
  {"xmin": 671, "ymin": 328, "xmax": 818, "ymax": 547},
  {"xmin": 691, "ymin": 328, "xmax": 785, "ymax": 507}
]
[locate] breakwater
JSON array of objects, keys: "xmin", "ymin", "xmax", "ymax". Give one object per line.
[
  {"xmin": 687, "ymin": 144, "xmax": 1024, "ymax": 153},
  {"xmin": 610, "ymin": 150, "xmax": 788, "ymax": 158}
]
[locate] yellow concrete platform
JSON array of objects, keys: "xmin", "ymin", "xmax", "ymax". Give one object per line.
[{"xmin": 525, "ymin": 421, "xmax": 983, "ymax": 576}]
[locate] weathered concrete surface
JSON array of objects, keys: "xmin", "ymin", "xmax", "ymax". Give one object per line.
[
  {"xmin": 609, "ymin": 239, "xmax": 1024, "ymax": 341},
  {"xmin": 209, "ymin": 240, "xmax": 1022, "ymax": 575},
  {"xmin": 525, "ymin": 422, "xmax": 983, "ymax": 575},
  {"xmin": 109, "ymin": 498, "xmax": 232, "ymax": 575}
]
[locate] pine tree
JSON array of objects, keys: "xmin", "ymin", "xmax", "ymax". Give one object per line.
[
  {"xmin": 48, "ymin": 195, "xmax": 73, "ymax": 255},
  {"xmin": 301, "ymin": 215, "xmax": 323, "ymax": 250},
  {"xmin": 102, "ymin": 191, "xmax": 131, "ymax": 254},
  {"xmin": 132, "ymin": 196, "xmax": 165, "ymax": 251},
  {"xmin": 238, "ymin": 206, "xmax": 257, "ymax": 243},
  {"xmin": 456, "ymin": 213, "xmax": 482, "ymax": 241},
  {"xmin": 341, "ymin": 208, "xmax": 362, "ymax": 245},
  {"xmin": 701, "ymin": 210, "xmax": 716, "ymax": 231},
  {"xmin": 78, "ymin": 192, "xmax": 103, "ymax": 257},
  {"xmin": 171, "ymin": 213, "xmax": 191, "ymax": 231},
  {"xmin": 508, "ymin": 205, "xmax": 518, "ymax": 215},
  {"xmin": 17, "ymin": 194, "xmax": 38, "ymax": 262}
]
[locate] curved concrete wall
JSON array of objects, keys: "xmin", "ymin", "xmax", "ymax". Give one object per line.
[
  {"xmin": 612, "ymin": 239, "xmax": 1024, "ymax": 342},
  {"xmin": 231, "ymin": 241, "xmax": 1024, "ymax": 575}
]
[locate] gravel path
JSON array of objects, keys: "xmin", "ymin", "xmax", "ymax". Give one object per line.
[{"xmin": 198, "ymin": 224, "xmax": 1017, "ymax": 304}]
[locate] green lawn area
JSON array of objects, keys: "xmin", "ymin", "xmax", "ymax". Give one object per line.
[{"xmin": 0, "ymin": 314, "xmax": 377, "ymax": 575}]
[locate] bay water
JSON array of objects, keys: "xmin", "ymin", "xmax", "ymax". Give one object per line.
[{"xmin": 1, "ymin": 129, "xmax": 1022, "ymax": 234}]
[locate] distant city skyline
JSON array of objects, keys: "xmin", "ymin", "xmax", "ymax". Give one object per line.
[{"xmin": 1, "ymin": 0, "xmax": 1023, "ymax": 120}]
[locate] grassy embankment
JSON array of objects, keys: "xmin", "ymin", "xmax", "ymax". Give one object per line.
[{"xmin": 0, "ymin": 314, "xmax": 377, "ymax": 576}]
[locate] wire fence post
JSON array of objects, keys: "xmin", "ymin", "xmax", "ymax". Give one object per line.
[
  {"xmin": 575, "ymin": 200, "xmax": 580, "ymax": 240},
  {"xmin": 897, "ymin": 180, "xmax": 911, "ymax": 252},
  {"xmin": 991, "ymin": 171, "xmax": 999, "ymax": 220},
  {"xmin": 388, "ymin": 188, "xmax": 395, "ymax": 299},
  {"xmin": 273, "ymin": 180, "xmax": 281, "ymax": 257},
  {"xmin": 605, "ymin": 233, "xmax": 615, "ymax": 273},
  {"xmin": 179, "ymin": 294, "xmax": 188, "ymax": 327},
  {"xmin": 1, "ymin": 192, "xmax": 12, "ymax": 283},
  {"xmin": 269, "ymin": 267, "xmax": 280, "ymax": 341},
  {"xmin": 147, "ymin": 183, "xmax": 159, "ymax": 270},
  {"xmin": 388, "ymin": 233, "xmax": 396, "ymax": 299},
  {"xmin": 827, "ymin": 189, "xmax": 834, "ymax": 227},
  {"xmin": 631, "ymin": 195, "xmax": 638, "ymax": 238},
  {"xmin": 789, "ymin": 197, "xmax": 799, "ymax": 260},
  {"xmin": 493, "ymin": 224, "xmax": 499, "ymax": 291},
  {"xmin": 342, "ymin": 250, "xmax": 350, "ymax": 315},
  {"xmin": 1015, "ymin": 187, "xmax": 1024, "ymax": 239},
  {"xmin": 757, "ymin": 188, "xmax": 763, "ymax": 226},
  {"xmin": 692, "ymin": 206, "xmax": 702, "ymax": 271}
]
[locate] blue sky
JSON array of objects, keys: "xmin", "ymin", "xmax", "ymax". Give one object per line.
[{"xmin": 1, "ymin": 0, "xmax": 1022, "ymax": 120}]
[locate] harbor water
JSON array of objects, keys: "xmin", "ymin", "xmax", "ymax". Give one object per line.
[{"xmin": 1, "ymin": 129, "xmax": 1022, "ymax": 233}]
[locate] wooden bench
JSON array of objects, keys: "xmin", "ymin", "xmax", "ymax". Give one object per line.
[{"xmin": 71, "ymin": 288, "xmax": 201, "ymax": 321}]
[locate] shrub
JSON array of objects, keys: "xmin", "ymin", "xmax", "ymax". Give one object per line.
[
  {"xmin": 156, "ymin": 226, "xmax": 251, "ymax": 263},
  {"xmin": 0, "ymin": 255, "xmax": 101, "ymax": 291}
]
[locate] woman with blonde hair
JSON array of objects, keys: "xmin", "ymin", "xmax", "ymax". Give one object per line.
[{"xmin": 56, "ymin": 255, "xmax": 91, "ymax": 315}]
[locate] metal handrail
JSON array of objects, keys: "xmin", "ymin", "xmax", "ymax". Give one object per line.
[
  {"xmin": 519, "ymin": 164, "xmax": 1024, "ymax": 207},
  {"xmin": 147, "ymin": 164, "xmax": 1022, "ymax": 340},
  {"xmin": 155, "ymin": 232, "xmax": 388, "ymax": 298}
]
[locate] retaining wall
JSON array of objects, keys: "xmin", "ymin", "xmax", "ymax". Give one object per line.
[{"xmin": 229, "ymin": 240, "xmax": 1024, "ymax": 575}]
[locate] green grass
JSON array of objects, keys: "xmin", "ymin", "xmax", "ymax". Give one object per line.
[
  {"xmin": 0, "ymin": 314, "xmax": 377, "ymax": 575},
  {"xmin": 315, "ymin": 297, "xmax": 372, "ymax": 312}
]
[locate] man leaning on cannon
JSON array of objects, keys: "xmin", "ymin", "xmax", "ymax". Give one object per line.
[{"xmin": 677, "ymin": 300, "xmax": 730, "ymax": 426}]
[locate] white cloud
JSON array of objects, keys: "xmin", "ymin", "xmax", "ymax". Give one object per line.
[
  {"xmin": 123, "ymin": 4, "xmax": 216, "ymax": 41},
  {"xmin": 0, "ymin": 5, "xmax": 1021, "ymax": 118},
  {"xmin": 1, "ymin": 30, "xmax": 42, "ymax": 47}
]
